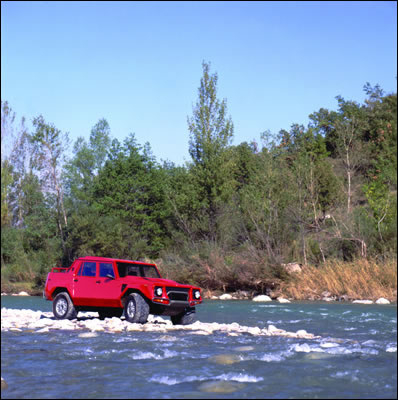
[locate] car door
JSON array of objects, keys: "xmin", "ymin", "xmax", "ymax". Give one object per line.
[
  {"xmin": 95, "ymin": 261, "xmax": 122, "ymax": 307},
  {"xmin": 72, "ymin": 261, "xmax": 99, "ymax": 306}
]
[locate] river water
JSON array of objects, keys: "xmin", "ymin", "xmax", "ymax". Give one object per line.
[{"xmin": 1, "ymin": 296, "xmax": 396, "ymax": 399}]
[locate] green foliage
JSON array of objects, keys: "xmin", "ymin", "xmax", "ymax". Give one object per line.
[{"xmin": 90, "ymin": 134, "xmax": 172, "ymax": 257}]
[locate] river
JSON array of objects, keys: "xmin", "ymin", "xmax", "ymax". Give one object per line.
[{"xmin": 1, "ymin": 296, "xmax": 396, "ymax": 398}]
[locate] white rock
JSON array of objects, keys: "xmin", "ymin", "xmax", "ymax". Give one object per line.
[
  {"xmin": 78, "ymin": 332, "xmax": 98, "ymax": 338},
  {"xmin": 267, "ymin": 325, "xmax": 284, "ymax": 334},
  {"xmin": 375, "ymin": 298, "xmax": 390, "ymax": 304},
  {"xmin": 18, "ymin": 291, "xmax": 30, "ymax": 296},
  {"xmin": 277, "ymin": 297, "xmax": 290, "ymax": 303},
  {"xmin": 219, "ymin": 293, "xmax": 233, "ymax": 300},
  {"xmin": 320, "ymin": 342, "xmax": 339, "ymax": 348},
  {"xmin": 247, "ymin": 327, "xmax": 262, "ymax": 336},
  {"xmin": 1, "ymin": 307, "xmax": 321, "ymax": 340},
  {"xmin": 253, "ymin": 295, "xmax": 272, "ymax": 302},
  {"xmin": 352, "ymin": 300, "xmax": 373, "ymax": 304},
  {"xmin": 282, "ymin": 263, "xmax": 302, "ymax": 274},
  {"xmin": 293, "ymin": 343, "xmax": 312, "ymax": 352}
]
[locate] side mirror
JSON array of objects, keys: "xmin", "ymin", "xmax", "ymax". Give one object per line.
[{"xmin": 106, "ymin": 274, "xmax": 115, "ymax": 280}]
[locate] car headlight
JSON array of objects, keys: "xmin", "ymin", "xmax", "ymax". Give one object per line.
[
  {"xmin": 194, "ymin": 290, "xmax": 200, "ymax": 299},
  {"xmin": 155, "ymin": 287, "xmax": 163, "ymax": 297}
]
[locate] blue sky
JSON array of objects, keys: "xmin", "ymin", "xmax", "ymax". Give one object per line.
[{"xmin": 2, "ymin": 1, "xmax": 397, "ymax": 165}]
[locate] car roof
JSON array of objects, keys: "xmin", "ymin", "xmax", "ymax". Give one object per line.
[{"xmin": 76, "ymin": 256, "xmax": 156, "ymax": 266}]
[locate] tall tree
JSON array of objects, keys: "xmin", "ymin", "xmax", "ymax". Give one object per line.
[
  {"xmin": 187, "ymin": 61, "xmax": 235, "ymax": 242},
  {"xmin": 31, "ymin": 116, "xmax": 69, "ymax": 251}
]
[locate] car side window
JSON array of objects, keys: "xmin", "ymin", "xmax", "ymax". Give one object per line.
[
  {"xmin": 99, "ymin": 262, "xmax": 115, "ymax": 278},
  {"xmin": 81, "ymin": 262, "xmax": 97, "ymax": 277},
  {"xmin": 127, "ymin": 265, "xmax": 140, "ymax": 276}
]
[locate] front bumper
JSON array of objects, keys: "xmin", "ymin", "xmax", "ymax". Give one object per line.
[{"xmin": 151, "ymin": 298, "xmax": 202, "ymax": 307}]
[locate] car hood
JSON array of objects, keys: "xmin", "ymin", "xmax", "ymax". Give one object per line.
[{"xmin": 123, "ymin": 276, "xmax": 194, "ymax": 288}]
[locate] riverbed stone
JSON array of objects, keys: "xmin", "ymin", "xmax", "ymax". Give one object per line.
[
  {"xmin": 199, "ymin": 381, "xmax": 245, "ymax": 393},
  {"xmin": 247, "ymin": 327, "xmax": 262, "ymax": 336},
  {"xmin": 1, "ymin": 377, "xmax": 8, "ymax": 390},
  {"xmin": 353, "ymin": 300, "xmax": 374, "ymax": 304},
  {"xmin": 277, "ymin": 297, "xmax": 290, "ymax": 303},
  {"xmin": 234, "ymin": 346, "xmax": 254, "ymax": 352},
  {"xmin": 189, "ymin": 330, "xmax": 211, "ymax": 335},
  {"xmin": 78, "ymin": 332, "xmax": 98, "ymax": 338},
  {"xmin": 268, "ymin": 324, "xmax": 283, "ymax": 334},
  {"xmin": 208, "ymin": 354, "xmax": 241, "ymax": 365},
  {"xmin": 375, "ymin": 297, "xmax": 390, "ymax": 304},
  {"xmin": 17, "ymin": 291, "xmax": 30, "ymax": 296},
  {"xmin": 296, "ymin": 329, "xmax": 309, "ymax": 338},
  {"xmin": 219, "ymin": 293, "xmax": 233, "ymax": 300},
  {"xmin": 1, "ymin": 307, "xmax": 321, "ymax": 340},
  {"xmin": 252, "ymin": 295, "xmax": 272, "ymax": 302}
]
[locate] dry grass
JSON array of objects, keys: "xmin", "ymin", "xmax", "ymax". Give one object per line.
[{"xmin": 282, "ymin": 258, "xmax": 397, "ymax": 302}]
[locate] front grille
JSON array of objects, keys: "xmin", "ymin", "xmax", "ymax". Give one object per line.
[{"xmin": 166, "ymin": 287, "xmax": 189, "ymax": 301}]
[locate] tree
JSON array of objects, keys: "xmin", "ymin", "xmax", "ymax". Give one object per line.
[
  {"xmin": 187, "ymin": 61, "xmax": 235, "ymax": 242},
  {"xmin": 91, "ymin": 134, "xmax": 171, "ymax": 258},
  {"xmin": 31, "ymin": 116, "xmax": 69, "ymax": 252},
  {"xmin": 64, "ymin": 119, "xmax": 111, "ymax": 205},
  {"xmin": 334, "ymin": 97, "xmax": 368, "ymax": 213}
]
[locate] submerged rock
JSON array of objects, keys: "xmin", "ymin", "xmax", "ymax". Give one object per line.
[
  {"xmin": 199, "ymin": 381, "xmax": 245, "ymax": 393},
  {"xmin": 1, "ymin": 377, "xmax": 8, "ymax": 390},
  {"xmin": 208, "ymin": 354, "xmax": 241, "ymax": 365},
  {"xmin": 234, "ymin": 346, "xmax": 254, "ymax": 352}
]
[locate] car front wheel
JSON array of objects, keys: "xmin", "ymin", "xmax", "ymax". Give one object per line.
[
  {"xmin": 124, "ymin": 293, "xmax": 149, "ymax": 324},
  {"xmin": 171, "ymin": 307, "xmax": 196, "ymax": 325}
]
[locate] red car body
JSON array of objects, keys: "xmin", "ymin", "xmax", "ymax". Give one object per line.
[{"xmin": 44, "ymin": 256, "xmax": 202, "ymax": 323}]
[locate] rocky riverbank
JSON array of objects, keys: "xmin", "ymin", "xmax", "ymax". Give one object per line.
[{"xmin": 1, "ymin": 308, "xmax": 320, "ymax": 339}]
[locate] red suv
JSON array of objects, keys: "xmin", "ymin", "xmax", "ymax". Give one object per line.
[{"xmin": 44, "ymin": 256, "xmax": 202, "ymax": 325}]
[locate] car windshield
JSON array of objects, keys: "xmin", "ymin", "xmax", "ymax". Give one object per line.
[{"xmin": 117, "ymin": 262, "xmax": 160, "ymax": 279}]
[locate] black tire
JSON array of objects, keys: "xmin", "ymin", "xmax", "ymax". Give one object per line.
[
  {"xmin": 53, "ymin": 292, "xmax": 77, "ymax": 320},
  {"xmin": 124, "ymin": 293, "xmax": 150, "ymax": 324},
  {"xmin": 171, "ymin": 307, "xmax": 196, "ymax": 325},
  {"xmin": 98, "ymin": 308, "xmax": 123, "ymax": 320}
]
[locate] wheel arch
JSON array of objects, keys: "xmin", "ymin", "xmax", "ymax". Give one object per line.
[
  {"xmin": 120, "ymin": 288, "xmax": 150, "ymax": 307},
  {"xmin": 51, "ymin": 287, "xmax": 72, "ymax": 300}
]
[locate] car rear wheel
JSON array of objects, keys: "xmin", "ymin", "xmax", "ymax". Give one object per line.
[
  {"xmin": 53, "ymin": 292, "xmax": 77, "ymax": 320},
  {"xmin": 171, "ymin": 307, "xmax": 196, "ymax": 325},
  {"xmin": 124, "ymin": 293, "xmax": 149, "ymax": 324}
]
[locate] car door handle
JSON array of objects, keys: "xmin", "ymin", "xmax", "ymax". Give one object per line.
[
  {"xmin": 96, "ymin": 280, "xmax": 101, "ymax": 284},
  {"xmin": 74, "ymin": 279, "xmax": 78, "ymax": 282}
]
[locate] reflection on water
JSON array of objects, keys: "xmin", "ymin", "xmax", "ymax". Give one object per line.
[{"xmin": 1, "ymin": 296, "xmax": 397, "ymax": 399}]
